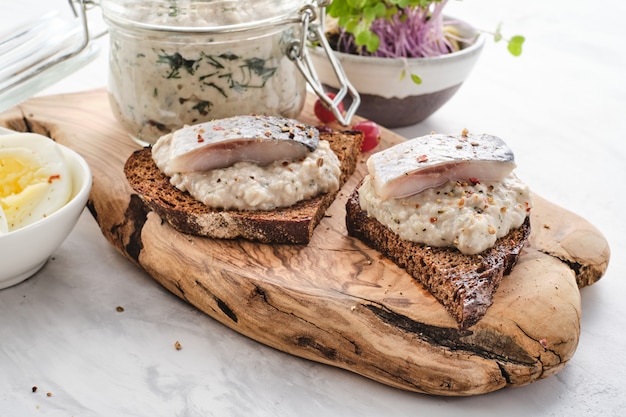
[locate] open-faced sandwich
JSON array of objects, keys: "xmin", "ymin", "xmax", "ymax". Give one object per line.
[
  {"xmin": 124, "ymin": 115, "xmax": 363, "ymax": 244},
  {"xmin": 346, "ymin": 130, "xmax": 533, "ymax": 329}
]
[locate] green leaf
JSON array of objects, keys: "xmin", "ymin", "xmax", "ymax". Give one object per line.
[
  {"xmin": 366, "ymin": 33, "xmax": 381, "ymax": 53},
  {"xmin": 400, "ymin": 69, "xmax": 406, "ymax": 80},
  {"xmin": 337, "ymin": 15, "xmax": 351, "ymax": 27},
  {"xmin": 410, "ymin": 73, "xmax": 422, "ymax": 84},
  {"xmin": 507, "ymin": 35, "xmax": 525, "ymax": 57},
  {"xmin": 345, "ymin": 18, "xmax": 360, "ymax": 34},
  {"xmin": 355, "ymin": 30, "xmax": 369, "ymax": 46},
  {"xmin": 493, "ymin": 22, "xmax": 503, "ymax": 43},
  {"xmin": 409, "ymin": 0, "xmax": 442, "ymax": 7},
  {"xmin": 363, "ymin": 5, "xmax": 377, "ymax": 21},
  {"xmin": 347, "ymin": 0, "xmax": 367, "ymax": 8},
  {"xmin": 385, "ymin": 6, "xmax": 399, "ymax": 19},
  {"xmin": 372, "ymin": 2, "xmax": 388, "ymax": 18},
  {"xmin": 325, "ymin": 1, "xmax": 342, "ymax": 18}
]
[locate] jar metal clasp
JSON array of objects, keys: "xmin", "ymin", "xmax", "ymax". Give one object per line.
[
  {"xmin": 0, "ymin": 0, "xmax": 105, "ymax": 113},
  {"xmin": 286, "ymin": 3, "xmax": 360, "ymax": 126}
]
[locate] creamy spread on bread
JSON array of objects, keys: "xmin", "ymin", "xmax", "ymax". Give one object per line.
[
  {"xmin": 359, "ymin": 131, "xmax": 532, "ymax": 255},
  {"xmin": 359, "ymin": 174, "xmax": 531, "ymax": 254},
  {"xmin": 152, "ymin": 116, "xmax": 341, "ymax": 211}
]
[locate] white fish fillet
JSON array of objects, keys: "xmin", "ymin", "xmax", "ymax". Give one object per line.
[
  {"xmin": 161, "ymin": 115, "xmax": 319, "ymax": 173},
  {"xmin": 367, "ymin": 133, "xmax": 516, "ymax": 200}
]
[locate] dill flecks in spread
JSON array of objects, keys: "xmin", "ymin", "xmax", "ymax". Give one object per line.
[
  {"xmin": 152, "ymin": 116, "xmax": 341, "ymax": 211},
  {"xmin": 361, "ymin": 131, "xmax": 532, "ymax": 254},
  {"xmin": 106, "ymin": 3, "xmax": 307, "ymax": 144}
]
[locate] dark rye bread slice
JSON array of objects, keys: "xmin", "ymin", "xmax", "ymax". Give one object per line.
[
  {"xmin": 345, "ymin": 183, "xmax": 531, "ymax": 329},
  {"xmin": 124, "ymin": 130, "xmax": 363, "ymax": 244}
]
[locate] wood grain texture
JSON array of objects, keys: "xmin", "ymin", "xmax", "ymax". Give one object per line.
[{"xmin": 0, "ymin": 89, "xmax": 609, "ymax": 396}]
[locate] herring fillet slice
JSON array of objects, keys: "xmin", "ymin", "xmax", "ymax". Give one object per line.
[
  {"xmin": 367, "ymin": 133, "xmax": 516, "ymax": 200},
  {"xmin": 162, "ymin": 115, "xmax": 319, "ymax": 173}
]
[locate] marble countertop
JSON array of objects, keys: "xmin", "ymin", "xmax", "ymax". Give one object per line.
[{"xmin": 1, "ymin": 0, "xmax": 624, "ymax": 416}]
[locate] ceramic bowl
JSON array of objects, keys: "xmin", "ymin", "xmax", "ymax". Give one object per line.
[
  {"xmin": 309, "ymin": 22, "xmax": 485, "ymax": 128},
  {"xmin": 0, "ymin": 136, "xmax": 92, "ymax": 289}
]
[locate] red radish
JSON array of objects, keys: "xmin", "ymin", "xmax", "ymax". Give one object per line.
[
  {"xmin": 352, "ymin": 120, "xmax": 381, "ymax": 152},
  {"xmin": 314, "ymin": 93, "xmax": 344, "ymax": 123}
]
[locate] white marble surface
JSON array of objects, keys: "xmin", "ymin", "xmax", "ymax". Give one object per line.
[{"xmin": 1, "ymin": 0, "xmax": 625, "ymax": 416}]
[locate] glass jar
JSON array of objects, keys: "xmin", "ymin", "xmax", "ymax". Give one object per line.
[{"xmin": 100, "ymin": 0, "xmax": 358, "ymax": 145}]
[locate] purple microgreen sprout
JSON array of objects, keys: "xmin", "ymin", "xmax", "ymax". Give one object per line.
[{"xmin": 326, "ymin": 0, "xmax": 525, "ymax": 84}]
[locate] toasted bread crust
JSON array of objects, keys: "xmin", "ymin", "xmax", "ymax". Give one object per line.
[
  {"xmin": 124, "ymin": 130, "xmax": 363, "ymax": 244},
  {"xmin": 345, "ymin": 182, "xmax": 531, "ymax": 329}
]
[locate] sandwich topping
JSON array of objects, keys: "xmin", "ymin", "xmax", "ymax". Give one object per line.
[
  {"xmin": 152, "ymin": 115, "xmax": 341, "ymax": 211},
  {"xmin": 367, "ymin": 132, "xmax": 516, "ymax": 200},
  {"xmin": 359, "ymin": 132, "xmax": 532, "ymax": 255}
]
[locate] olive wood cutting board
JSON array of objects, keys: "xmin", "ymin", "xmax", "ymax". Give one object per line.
[{"xmin": 0, "ymin": 89, "xmax": 610, "ymax": 396}]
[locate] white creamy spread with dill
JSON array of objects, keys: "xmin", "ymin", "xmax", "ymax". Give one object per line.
[
  {"xmin": 152, "ymin": 135, "xmax": 341, "ymax": 211},
  {"xmin": 106, "ymin": 3, "xmax": 306, "ymax": 144},
  {"xmin": 358, "ymin": 174, "xmax": 532, "ymax": 255}
]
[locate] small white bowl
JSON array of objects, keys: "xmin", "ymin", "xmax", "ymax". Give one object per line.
[
  {"xmin": 309, "ymin": 19, "xmax": 485, "ymax": 127},
  {"xmin": 0, "ymin": 136, "xmax": 92, "ymax": 289}
]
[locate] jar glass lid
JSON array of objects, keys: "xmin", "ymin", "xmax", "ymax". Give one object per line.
[{"xmin": 101, "ymin": 0, "xmax": 317, "ymax": 32}]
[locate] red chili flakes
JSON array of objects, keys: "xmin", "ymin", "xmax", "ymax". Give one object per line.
[
  {"xmin": 417, "ymin": 154, "xmax": 428, "ymax": 163},
  {"xmin": 429, "ymin": 217, "xmax": 438, "ymax": 224},
  {"xmin": 196, "ymin": 134, "xmax": 204, "ymax": 143},
  {"xmin": 468, "ymin": 177, "xmax": 480, "ymax": 185},
  {"xmin": 47, "ymin": 174, "xmax": 61, "ymax": 183},
  {"xmin": 525, "ymin": 201, "xmax": 532, "ymax": 212},
  {"xmin": 213, "ymin": 125, "xmax": 225, "ymax": 131},
  {"xmin": 539, "ymin": 338, "xmax": 548, "ymax": 348}
]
